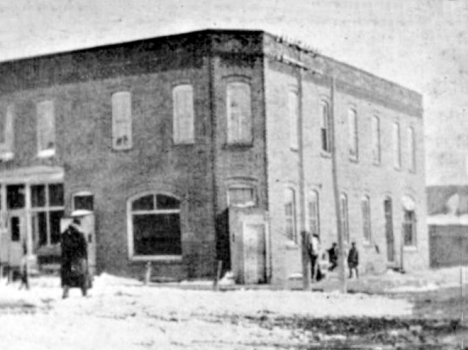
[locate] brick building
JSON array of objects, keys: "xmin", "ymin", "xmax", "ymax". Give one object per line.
[{"xmin": 0, "ymin": 29, "xmax": 427, "ymax": 285}]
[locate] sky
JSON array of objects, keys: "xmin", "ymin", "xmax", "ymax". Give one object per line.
[{"xmin": 0, "ymin": 0, "xmax": 466, "ymax": 185}]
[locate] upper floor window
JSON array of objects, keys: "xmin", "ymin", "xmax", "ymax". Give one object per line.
[
  {"xmin": 0, "ymin": 105, "xmax": 14, "ymax": 159},
  {"xmin": 408, "ymin": 127, "xmax": 416, "ymax": 172},
  {"xmin": 393, "ymin": 122, "xmax": 401, "ymax": 169},
  {"xmin": 371, "ymin": 116, "xmax": 381, "ymax": 164},
  {"xmin": 37, "ymin": 100, "xmax": 55, "ymax": 157},
  {"xmin": 112, "ymin": 91, "xmax": 132, "ymax": 150},
  {"xmin": 227, "ymin": 186, "xmax": 255, "ymax": 207},
  {"xmin": 320, "ymin": 101, "xmax": 331, "ymax": 153},
  {"xmin": 348, "ymin": 109, "xmax": 358, "ymax": 161},
  {"xmin": 284, "ymin": 187, "xmax": 297, "ymax": 243},
  {"xmin": 340, "ymin": 193, "xmax": 349, "ymax": 242},
  {"xmin": 173, "ymin": 85, "xmax": 195, "ymax": 144},
  {"xmin": 226, "ymin": 82, "xmax": 252, "ymax": 145},
  {"xmin": 288, "ymin": 90, "xmax": 299, "ymax": 150},
  {"xmin": 129, "ymin": 193, "xmax": 181, "ymax": 258},
  {"xmin": 308, "ymin": 191, "xmax": 320, "ymax": 236},
  {"xmin": 361, "ymin": 196, "xmax": 371, "ymax": 243}
]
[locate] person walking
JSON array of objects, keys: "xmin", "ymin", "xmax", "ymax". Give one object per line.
[
  {"xmin": 347, "ymin": 241, "xmax": 359, "ymax": 279},
  {"xmin": 308, "ymin": 233, "xmax": 322, "ymax": 282},
  {"xmin": 61, "ymin": 215, "xmax": 89, "ymax": 299}
]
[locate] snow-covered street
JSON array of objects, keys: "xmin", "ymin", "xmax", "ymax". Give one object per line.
[{"xmin": 0, "ymin": 269, "xmax": 466, "ymax": 349}]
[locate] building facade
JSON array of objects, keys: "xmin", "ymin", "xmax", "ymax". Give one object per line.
[{"xmin": 0, "ymin": 30, "xmax": 427, "ymax": 285}]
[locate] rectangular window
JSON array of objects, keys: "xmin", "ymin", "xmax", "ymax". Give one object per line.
[
  {"xmin": 173, "ymin": 85, "xmax": 195, "ymax": 144},
  {"xmin": 228, "ymin": 187, "xmax": 255, "ymax": 207},
  {"xmin": 321, "ymin": 101, "xmax": 331, "ymax": 152},
  {"xmin": 112, "ymin": 91, "xmax": 132, "ymax": 150},
  {"xmin": 133, "ymin": 214, "xmax": 181, "ymax": 256},
  {"xmin": 348, "ymin": 109, "xmax": 358, "ymax": 160},
  {"xmin": 403, "ymin": 210, "xmax": 417, "ymax": 246},
  {"xmin": 340, "ymin": 194, "xmax": 349, "ymax": 242},
  {"xmin": 73, "ymin": 193, "xmax": 94, "ymax": 211},
  {"xmin": 0, "ymin": 105, "xmax": 14, "ymax": 158},
  {"xmin": 371, "ymin": 116, "xmax": 381, "ymax": 164},
  {"xmin": 285, "ymin": 188, "xmax": 297, "ymax": 242},
  {"xmin": 308, "ymin": 191, "xmax": 320, "ymax": 236},
  {"xmin": 7, "ymin": 185, "xmax": 25, "ymax": 210},
  {"xmin": 227, "ymin": 82, "xmax": 252, "ymax": 144},
  {"xmin": 37, "ymin": 100, "xmax": 55, "ymax": 157},
  {"xmin": 362, "ymin": 196, "xmax": 372, "ymax": 243},
  {"xmin": 30, "ymin": 183, "xmax": 64, "ymax": 247},
  {"xmin": 289, "ymin": 90, "xmax": 299, "ymax": 150},
  {"xmin": 393, "ymin": 122, "xmax": 401, "ymax": 169},
  {"xmin": 408, "ymin": 127, "xmax": 416, "ymax": 172}
]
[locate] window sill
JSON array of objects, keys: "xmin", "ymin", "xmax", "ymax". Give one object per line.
[
  {"xmin": 223, "ymin": 143, "xmax": 253, "ymax": 151},
  {"xmin": 285, "ymin": 241, "xmax": 300, "ymax": 250},
  {"xmin": 0, "ymin": 151, "xmax": 14, "ymax": 161},
  {"xmin": 403, "ymin": 246, "xmax": 418, "ymax": 252},
  {"xmin": 112, "ymin": 146, "xmax": 133, "ymax": 152},
  {"xmin": 349, "ymin": 157, "xmax": 359, "ymax": 164},
  {"xmin": 130, "ymin": 255, "xmax": 183, "ymax": 262},
  {"xmin": 320, "ymin": 151, "xmax": 331, "ymax": 159},
  {"xmin": 363, "ymin": 241, "xmax": 373, "ymax": 248},
  {"xmin": 37, "ymin": 149, "xmax": 55, "ymax": 158}
]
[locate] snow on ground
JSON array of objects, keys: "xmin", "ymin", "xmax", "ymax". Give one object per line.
[{"xmin": 0, "ymin": 273, "xmax": 413, "ymax": 350}]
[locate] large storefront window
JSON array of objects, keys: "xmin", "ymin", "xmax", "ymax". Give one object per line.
[
  {"xmin": 129, "ymin": 193, "xmax": 181, "ymax": 258},
  {"xmin": 31, "ymin": 183, "xmax": 64, "ymax": 247}
]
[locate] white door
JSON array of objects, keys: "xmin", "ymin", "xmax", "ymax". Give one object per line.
[{"xmin": 243, "ymin": 223, "xmax": 266, "ymax": 284}]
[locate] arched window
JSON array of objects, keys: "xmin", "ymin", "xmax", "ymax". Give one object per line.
[
  {"xmin": 226, "ymin": 82, "xmax": 252, "ymax": 144},
  {"xmin": 284, "ymin": 188, "xmax": 297, "ymax": 243},
  {"xmin": 129, "ymin": 193, "xmax": 181, "ymax": 258},
  {"xmin": 288, "ymin": 90, "xmax": 299, "ymax": 150},
  {"xmin": 402, "ymin": 196, "xmax": 417, "ymax": 247},
  {"xmin": 408, "ymin": 127, "xmax": 416, "ymax": 172},
  {"xmin": 320, "ymin": 101, "xmax": 330, "ymax": 152},
  {"xmin": 308, "ymin": 191, "xmax": 320, "ymax": 236},
  {"xmin": 348, "ymin": 109, "xmax": 358, "ymax": 160},
  {"xmin": 361, "ymin": 196, "xmax": 371, "ymax": 243},
  {"xmin": 371, "ymin": 116, "xmax": 380, "ymax": 164},
  {"xmin": 340, "ymin": 193, "xmax": 349, "ymax": 242},
  {"xmin": 393, "ymin": 122, "xmax": 401, "ymax": 169}
]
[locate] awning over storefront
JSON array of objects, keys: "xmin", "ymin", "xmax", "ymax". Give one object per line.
[{"xmin": 0, "ymin": 166, "xmax": 64, "ymax": 183}]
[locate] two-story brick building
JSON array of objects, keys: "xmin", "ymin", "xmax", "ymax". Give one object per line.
[{"xmin": 0, "ymin": 29, "xmax": 427, "ymax": 285}]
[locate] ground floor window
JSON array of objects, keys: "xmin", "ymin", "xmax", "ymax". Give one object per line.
[
  {"xmin": 129, "ymin": 193, "xmax": 181, "ymax": 257},
  {"xmin": 227, "ymin": 186, "xmax": 255, "ymax": 207},
  {"xmin": 403, "ymin": 209, "xmax": 417, "ymax": 247},
  {"xmin": 31, "ymin": 183, "xmax": 64, "ymax": 248}
]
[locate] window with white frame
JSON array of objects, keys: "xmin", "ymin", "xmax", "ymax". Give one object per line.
[
  {"xmin": 284, "ymin": 188, "xmax": 297, "ymax": 243},
  {"xmin": 408, "ymin": 127, "xmax": 416, "ymax": 172},
  {"xmin": 288, "ymin": 90, "xmax": 299, "ymax": 150},
  {"xmin": 0, "ymin": 105, "xmax": 14, "ymax": 158},
  {"xmin": 361, "ymin": 196, "xmax": 371, "ymax": 243},
  {"xmin": 371, "ymin": 116, "xmax": 381, "ymax": 164},
  {"xmin": 320, "ymin": 101, "xmax": 331, "ymax": 153},
  {"xmin": 112, "ymin": 91, "xmax": 132, "ymax": 150},
  {"xmin": 393, "ymin": 122, "xmax": 401, "ymax": 169},
  {"xmin": 129, "ymin": 193, "xmax": 181, "ymax": 257},
  {"xmin": 226, "ymin": 82, "xmax": 252, "ymax": 144},
  {"xmin": 308, "ymin": 191, "xmax": 320, "ymax": 236},
  {"xmin": 73, "ymin": 191, "xmax": 94, "ymax": 211},
  {"xmin": 340, "ymin": 193, "xmax": 349, "ymax": 242},
  {"xmin": 30, "ymin": 184, "xmax": 64, "ymax": 248},
  {"xmin": 173, "ymin": 85, "xmax": 195, "ymax": 144},
  {"xmin": 348, "ymin": 109, "xmax": 358, "ymax": 160},
  {"xmin": 227, "ymin": 186, "xmax": 255, "ymax": 207},
  {"xmin": 37, "ymin": 100, "xmax": 55, "ymax": 156}
]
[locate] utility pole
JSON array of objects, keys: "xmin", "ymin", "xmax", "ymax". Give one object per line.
[{"xmin": 329, "ymin": 74, "xmax": 347, "ymax": 293}]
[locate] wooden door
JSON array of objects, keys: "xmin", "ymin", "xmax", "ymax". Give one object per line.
[{"xmin": 384, "ymin": 198, "xmax": 395, "ymax": 262}]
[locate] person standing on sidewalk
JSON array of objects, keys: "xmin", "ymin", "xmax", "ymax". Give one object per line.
[{"xmin": 347, "ymin": 242, "xmax": 359, "ymax": 279}]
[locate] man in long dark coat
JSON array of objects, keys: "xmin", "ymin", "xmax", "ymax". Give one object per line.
[
  {"xmin": 61, "ymin": 217, "xmax": 88, "ymax": 299},
  {"xmin": 347, "ymin": 242, "xmax": 359, "ymax": 279}
]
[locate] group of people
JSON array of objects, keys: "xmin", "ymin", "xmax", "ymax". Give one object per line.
[{"xmin": 307, "ymin": 233, "xmax": 360, "ymax": 282}]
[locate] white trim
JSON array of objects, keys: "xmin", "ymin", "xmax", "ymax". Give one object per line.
[
  {"xmin": 37, "ymin": 149, "xmax": 56, "ymax": 158},
  {"xmin": 130, "ymin": 255, "xmax": 183, "ymax": 262}
]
